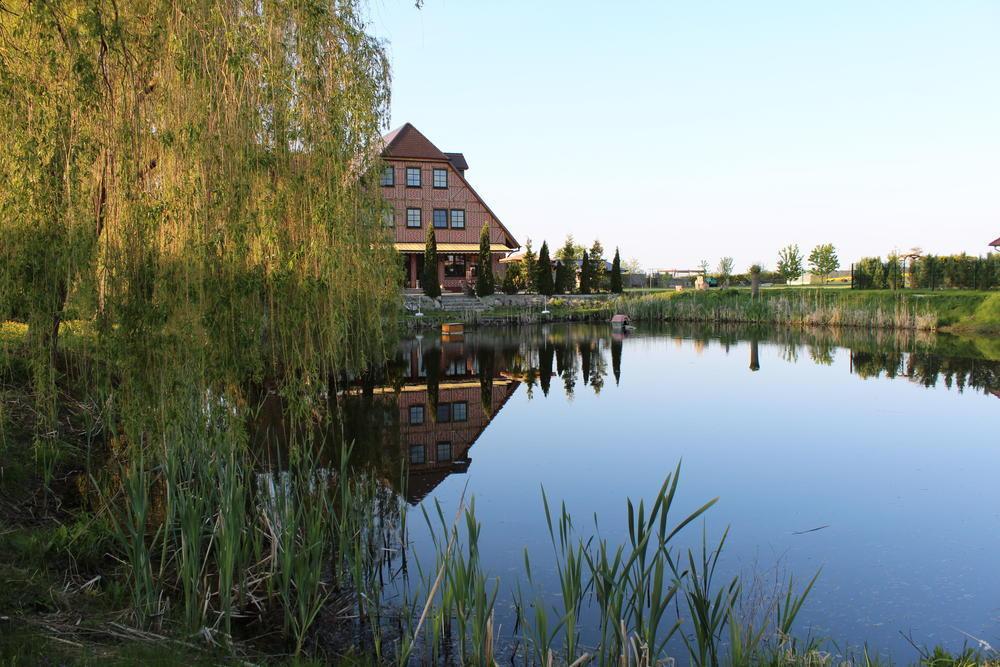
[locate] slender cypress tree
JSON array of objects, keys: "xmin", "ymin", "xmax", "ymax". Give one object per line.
[
  {"xmin": 522, "ymin": 239, "xmax": 538, "ymax": 293},
  {"xmin": 476, "ymin": 223, "xmax": 495, "ymax": 296},
  {"xmin": 610, "ymin": 248, "xmax": 623, "ymax": 293},
  {"xmin": 536, "ymin": 241, "xmax": 554, "ymax": 296},
  {"xmin": 423, "ymin": 226, "xmax": 440, "ymax": 297},
  {"xmin": 579, "ymin": 250, "xmax": 592, "ymax": 294}
]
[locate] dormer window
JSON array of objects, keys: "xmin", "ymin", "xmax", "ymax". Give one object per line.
[
  {"xmin": 433, "ymin": 168, "xmax": 448, "ymax": 189},
  {"xmin": 406, "ymin": 167, "xmax": 422, "ymax": 187},
  {"xmin": 380, "ymin": 166, "xmax": 394, "ymax": 186}
]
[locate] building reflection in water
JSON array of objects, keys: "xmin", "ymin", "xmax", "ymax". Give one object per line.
[{"xmin": 330, "ymin": 323, "xmax": 998, "ymax": 504}]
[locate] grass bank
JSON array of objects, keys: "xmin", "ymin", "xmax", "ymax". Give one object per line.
[{"xmin": 402, "ymin": 289, "xmax": 1000, "ymax": 334}]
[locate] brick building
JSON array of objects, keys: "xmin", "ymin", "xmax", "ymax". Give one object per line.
[{"xmin": 381, "ymin": 123, "xmax": 519, "ymax": 292}]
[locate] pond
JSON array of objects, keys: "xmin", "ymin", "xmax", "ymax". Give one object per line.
[{"xmin": 336, "ymin": 322, "xmax": 1000, "ymax": 660}]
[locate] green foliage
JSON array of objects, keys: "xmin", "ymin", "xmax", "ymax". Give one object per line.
[
  {"xmin": 776, "ymin": 244, "xmax": 804, "ymax": 283},
  {"xmin": 578, "ymin": 250, "xmax": 593, "ymax": 294},
  {"xmin": 610, "ymin": 248, "xmax": 623, "ymax": 293},
  {"xmin": 589, "ymin": 239, "xmax": 606, "ymax": 291},
  {"xmin": 521, "ymin": 239, "xmax": 539, "ymax": 293},
  {"xmin": 909, "ymin": 253, "xmax": 999, "ymax": 290},
  {"xmin": 554, "ymin": 237, "xmax": 578, "ymax": 295},
  {"xmin": 424, "ymin": 226, "xmax": 441, "ymax": 297},
  {"xmin": 808, "ymin": 243, "xmax": 840, "ymax": 283},
  {"xmin": 536, "ymin": 241, "xmax": 554, "ymax": 296},
  {"xmin": 0, "ymin": 0, "xmax": 403, "ymax": 652},
  {"xmin": 476, "ymin": 223, "xmax": 495, "ymax": 296},
  {"xmin": 501, "ymin": 262, "xmax": 521, "ymax": 294},
  {"xmin": 717, "ymin": 257, "xmax": 735, "ymax": 286}
]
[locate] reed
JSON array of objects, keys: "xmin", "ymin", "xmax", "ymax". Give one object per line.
[{"xmin": 615, "ymin": 290, "xmax": 942, "ymax": 331}]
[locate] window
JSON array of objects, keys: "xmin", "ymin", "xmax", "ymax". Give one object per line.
[
  {"xmin": 409, "ymin": 404, "xmax": 424, "ymax": 425},
  {"xmin": 406, "ymin": 167, "xmax": 422, "ymax": 187},
  {"xmin": 383, "ymin": 209, "xmax": 394, "ymax": 228},
  {"xmin": 433, "ymin": 209, "xmax": 448, "ymax": 229},
  {"xmin": 409, "ymin": 444, "xmax": 426, "ymax": 465},
  {"xmin": 452, "ymin": 401, "xmax": 468, "ymax": 422},
  {"xmin": 380, "ymin": 166, "xmax": 394, "ymax": 186},
  {"xmin": 450, "ymin": 209, "xmax": 466, "ymax": 229},
  {"xmin": 436, "ymin": 403, "xmax": 451, "ymax": 423},
  {"xmin": 433, "ymin": 168, "xmax": 448, "ymax": 189},
  {"xmin": 406, "ymin": 208, "xmax": 421, "ymax": 228},
  {"xmin": 443, "ymin": 254, "xmax": 466, "ymax": 278},
  {"xmin": 436, "ymin": 442, "xmax": 452, "ymax": 462}
]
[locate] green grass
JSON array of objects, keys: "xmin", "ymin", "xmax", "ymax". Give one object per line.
[{"xmin": 398, "ymin": 289, "xmax": 1000, "ymax": 334}]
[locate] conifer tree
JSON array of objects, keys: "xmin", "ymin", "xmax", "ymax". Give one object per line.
[
  {"xmin": 423, "ymin": 227, "xmax": 440, "ymax": 297},
  {"xmin": 536, "ymin": 241, "xmax": 554, "ymax": 296},
  {"xmin": 579, "ymin": 250, "xmax": 592, "ymax": 294},
  {"xmin": 522, "ymin": 239, "xmax": 538, "ymax": 293},
  {"xmin": 476, "ymin": 223, "xmax": 495, "ymax": 296},
  {"xmin": 501, "ymin": 262, "xmax": 520, "ymax": 294},
  {"xmin": 589, "ymin": 240, "xmax": 606, "ymax": 291},
  {"xmin": 554, "ymin": 237, "xmax": 577, "ymax": 294},
  {"xmin": 610, "ymin": 248, "xmax": 623, "ymax": 293}
]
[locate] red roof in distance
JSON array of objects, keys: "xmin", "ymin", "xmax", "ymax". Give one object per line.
[{"xmin": 382, "ymin": 123, "xmax": 449, "ymax": 161}]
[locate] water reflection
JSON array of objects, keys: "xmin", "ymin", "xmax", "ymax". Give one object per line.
[{"xmin": 334, "ymin": 323, "xmax": 999, "ymax": 506}]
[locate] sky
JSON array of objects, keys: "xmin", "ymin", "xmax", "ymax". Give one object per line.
[{"xmin": 366, "ymin": 1, "xmax": 1000, "ymax": 271}]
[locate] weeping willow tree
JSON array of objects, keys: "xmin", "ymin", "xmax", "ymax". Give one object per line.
[{"xmin": 1, "ymin": 0, "xmax": 405, "ymax": 645}]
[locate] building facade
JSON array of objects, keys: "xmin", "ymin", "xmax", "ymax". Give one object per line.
[{"xmin": 381, "ymin": 123, "xmax": 519, "ymax": 292}]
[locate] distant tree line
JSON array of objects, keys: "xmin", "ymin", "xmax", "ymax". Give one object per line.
[{"xmin": 854, "ymin": 253, "xmax": 1000, "ymax": 290}]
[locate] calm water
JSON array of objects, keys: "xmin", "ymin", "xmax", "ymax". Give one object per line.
[{"xmin": 339, "ymin": 323, "xmax": 1000, "ymax": 660}]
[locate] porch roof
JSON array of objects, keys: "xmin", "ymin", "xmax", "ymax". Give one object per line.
[{"xmin": 394, "ymin": 242, "xmax": 512, "ymax": 253}]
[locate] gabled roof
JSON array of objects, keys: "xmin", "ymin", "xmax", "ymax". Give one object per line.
[
  {"xmin": 382, "ymin": 123, "xmax": 449, "ymax": 161},
  {"xmin": 990, "ymin": 236, "xmax": 1000, "ymax": 247},
  {"xmin": 381, "ymin": 123, "xmax": 520, "ymax": 250}
]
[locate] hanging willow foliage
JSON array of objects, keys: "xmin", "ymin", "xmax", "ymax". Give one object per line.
[
  {"xmin": 1, "ymin": 1, "xmax": 404, "ymax": 639},
  {"xmin": 1, "ymin": 0, "xmax": 399, "ymax": 383}
]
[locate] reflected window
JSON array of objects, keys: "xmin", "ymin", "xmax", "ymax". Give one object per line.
[
  {"xmin": 409, "ymin": 444, "xmax": 426, "ymax": 464},
  {"xmin": 436, "ymin": 403, "xmax": 451, "ymax": 423},
  {"xmin": 436, "ymin": 442, "xmax": 452, "ymax": 462},
  {"xmin": 409, "ymin": 404, "xmax": 424, "ymax": 425},
  {"xmin": 452, "ymin": 401, "xmax": 467, "ymax": 422}
]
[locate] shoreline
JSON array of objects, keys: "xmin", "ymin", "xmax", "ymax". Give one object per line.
[{"xmin": 401, "ymin": 288, "xmax": 1000, "ymax": 335}]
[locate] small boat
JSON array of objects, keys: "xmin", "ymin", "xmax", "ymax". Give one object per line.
[
  {"xmin": 611, "ymin": 314, "xmax": 635, "ymax": 331},
  {"xmin": 441, "ymin": 322, "xmax": 464, "ymax": 335}
]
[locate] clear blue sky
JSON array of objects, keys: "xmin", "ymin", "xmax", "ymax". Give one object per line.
[{"xmin": 367, "ymin": 1, "xmax": 1000, "ymax": 271}]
